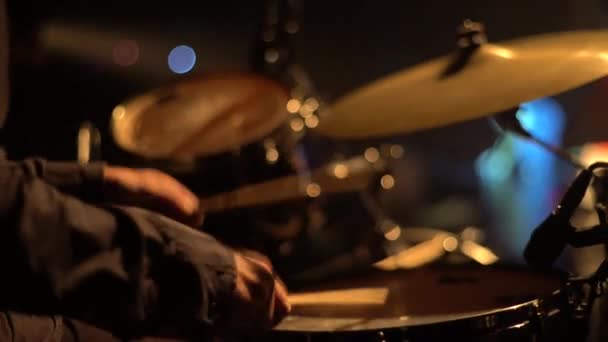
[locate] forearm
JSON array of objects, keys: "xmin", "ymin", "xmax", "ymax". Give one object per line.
[{"xmin": 0, "ymin": 160, "xmax": 235, "ymax": 338}]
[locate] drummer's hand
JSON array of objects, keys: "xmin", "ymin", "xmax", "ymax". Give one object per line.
[
  {"xmin": 221, "ymin": 253, "xmax": 291, "ymax": 335},
  {"xmin": 102, "ymin": 166, "xmax": 204, "ymax": 227},
  {"xmin": 235, "ymin": 248, "xmax": 273, "ymax": 269}
]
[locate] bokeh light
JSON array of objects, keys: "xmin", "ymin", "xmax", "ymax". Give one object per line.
[
  {"xmin": 112, "ymin": 39, "xmax": 140, "ymax": 67},
  {"xmin": 168, "ymin": 45, "xmax": 197, "ymax": 74}
]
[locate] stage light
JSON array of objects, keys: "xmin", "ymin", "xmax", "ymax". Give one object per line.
[
  {"xmin": 168, "ymin": 45, "xmax": 197, "ymax": 74},
  {"xmin": 476, "ymin": 97, "xmax": 567, "ymax": 260}
]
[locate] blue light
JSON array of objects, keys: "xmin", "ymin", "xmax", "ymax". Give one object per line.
[
  {"xmin": 475, "ymin": 137, "xmax": 516, "ymax": 183},
  {"xmin": 168, "ymin": 45, "xmax": 197, "ymax": 74},
  {"xmin": 516, "ymin": 98, "xmax": 566, "ymax": 146},
  {"xmin": 476, "ymin": 97, "xmax": 567, "ymax": 260}
]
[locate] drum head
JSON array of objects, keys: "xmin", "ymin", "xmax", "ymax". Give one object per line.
[
  {"xmin": 277, "ymin": 265, "xmax": 563, "ymax": 332},
  {"xmin": 111, "ymin": 73, "xmax": 289, "ymax": 160}
]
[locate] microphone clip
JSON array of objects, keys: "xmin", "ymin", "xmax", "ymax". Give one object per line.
[
  {"xmin": 566, "ymin": 259, "xmax": 608, "ymax": 323},
  {"xmin": 567, "ymin": 204, "xmax": 608, "ymax": 248},
  {"xmin": 524, "ymin": 162, "xmax": 608, "ymax": 269}
]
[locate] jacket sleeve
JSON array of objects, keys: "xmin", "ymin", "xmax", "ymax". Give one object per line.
[
  {"xmin": 15, "ymin": 158, "xmax": 106, "ymax": 202},
  {"xmin": 0, "ymin": 158, "xmax": 236, "ymax": 339}
]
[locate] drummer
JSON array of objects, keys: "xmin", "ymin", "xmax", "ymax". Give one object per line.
[{"xmin": 0, "ymin": 1, "xmax": 290, "ymax": 341}]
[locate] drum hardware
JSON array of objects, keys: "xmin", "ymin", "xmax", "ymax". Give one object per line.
[
  {"xmin": 489, "ymin": 109, "xmax": 586, "ymax": 170},
  {"xmin": 316, "ymin": 21, "xmax": 608, "ymax": 139},
  {"xmin": 524, "ymin": 161, "xmax": 608, "ymax": 270},
  {"xmin": 521, "ymin": 161, "xmax": 608, "ymax": 340},
  {"xmin": 441, "ymin": 19, "xmax": 487, "ymax": 78},
  {"xmin": 565, "ymin": 260, "xmax": 608, "ymax": 328},
  {"xmin": 251, "ymin": 0, "xmax": 302, "ymax": 79},
  {"xmin": 373, "ymin": 226, "xmax": 499, "ymax": 271},
  {"xmin": 76, "ymin": 120, "xmax": 101, "ymax": 164},
  {"xmin": 350, "ymin": 142, "xmax": 501, "ymax": 270}
]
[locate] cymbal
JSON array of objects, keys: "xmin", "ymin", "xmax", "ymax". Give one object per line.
[
  {"xmin": 317, "ymin": 30, "xmax": 608, "ymax": 138},
  {"xmin": 111, "ymin": 73, "xmax": 289, "ymax": 159}
]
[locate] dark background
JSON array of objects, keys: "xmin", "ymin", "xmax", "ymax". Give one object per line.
[{"xmin": 3, "ymin": 0, "xmax": 585, "ymax": 160}]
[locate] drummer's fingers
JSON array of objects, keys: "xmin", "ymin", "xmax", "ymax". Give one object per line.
[
  {"xmin": 274, "ymin": 276, "xmax": 290, "ymax": 311},
  {"xmin": 252, "ymin": 276, "xmax": 288, "ymax": 330},
  {"xmin": 253, "ymin": 260, "xmax": 280, "ymax": 330},
  {"xmin": 238, "ymin": 249, "xmax": 273, "ymax": 269},
  {"xmin": 272, "ymin": 280, "xmax": 290, "ymax": 326}
]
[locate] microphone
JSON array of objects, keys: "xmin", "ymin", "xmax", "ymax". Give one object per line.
[{"xmin": 524, "ymin": 168, "xmax": 593, "ymax": 269}]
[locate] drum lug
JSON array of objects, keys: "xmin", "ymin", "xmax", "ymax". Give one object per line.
[{"xmin": 376, "ymin": 330, "xmax": 387, "ymax": 342}]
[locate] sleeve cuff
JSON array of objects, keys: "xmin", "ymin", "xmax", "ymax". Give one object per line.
[
  {"xmin": 149, "ymin": 213, "xmax": 237, "ymax": 326},
  {"xmin": 114, "ymin": 207, "xmax": 236, "ymax": 330}
]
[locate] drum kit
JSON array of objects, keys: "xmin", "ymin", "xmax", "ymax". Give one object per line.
[{"xmin": 88, "ymin": 1, "xmax": 608, "ymax": 340}]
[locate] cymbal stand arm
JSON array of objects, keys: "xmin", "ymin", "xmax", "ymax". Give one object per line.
[{"xmin": 488, "ymin": 113, "xmax": 586, "ymax": 170}]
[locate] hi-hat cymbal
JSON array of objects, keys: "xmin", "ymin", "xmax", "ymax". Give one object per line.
[
  {"xmin": 317, "ymin": 30, "xmax": 608, "ymax": 138},
  {"xmin": 111, "ymin": 73, "xmax": 289, "ymax": 159}
]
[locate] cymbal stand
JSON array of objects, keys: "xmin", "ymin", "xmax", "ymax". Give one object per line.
[
  {"xmin": 251, "ymin": 0, "xmax": 301, "ymax": 79},
  {"xmin": 76, "ymin": 121, "xmax": 101, "ymax": 164},
  {"xmin": 489, "ymin": 108, "xmax": 586, "ymax": 170}
]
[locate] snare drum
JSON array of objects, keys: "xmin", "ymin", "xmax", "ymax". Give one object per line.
[{"xmin": 267, "ymin": 265, "xmax": 585, "ymax": 342}]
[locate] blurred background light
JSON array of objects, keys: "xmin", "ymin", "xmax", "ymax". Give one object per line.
[
  {"xmin": 112, "ymin": 39, "xmax": 139, "ymax": 66},
  {"xmin": 476, "ymin": 97, "xmax": 567, "ymax": 260},
  {"xmin": 168, "ymin": 45, "xmax": 197, "ymax": 74}
]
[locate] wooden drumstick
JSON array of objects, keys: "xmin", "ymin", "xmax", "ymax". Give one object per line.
[
  {"xmin": 288, "ymin": 287, "xmax": 389, "ymax": 306},
  {"xmin": 199, "ymin": 157, "xmax": 382, "ymax": 213},
  {"xmin": 373, "ymin": 233, "xmax": 450, "ymax": 271}
]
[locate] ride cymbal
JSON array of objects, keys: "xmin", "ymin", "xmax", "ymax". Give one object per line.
[{"xmin": 318, "ymin": 29, "xmax": 608, "ymax": 138}]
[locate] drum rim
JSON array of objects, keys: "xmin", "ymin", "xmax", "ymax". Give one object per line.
[{"xmin": 274, "ymin": 263, "xmax": 569, "ymax": 335}]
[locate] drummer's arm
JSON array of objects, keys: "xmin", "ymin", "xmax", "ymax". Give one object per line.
[
  {"xmin": 0, "ymin": 158, "xmax": 237, "ymax": 339},
  {"xmin": 8, "ymin": 158, "xmax": 106, "ymax": 202},
  {"xmin": 13, "ymin": 158, "xmax": 204, "ymax": 227}
]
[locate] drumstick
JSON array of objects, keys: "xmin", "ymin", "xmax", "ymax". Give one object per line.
[
  {"xmin": 288, "ymin": 287, "xmax": 389, "ymax": 305},
  {"xmin": 373, "ymin": 233, "xmax": 450, "ymax": 271},
  {"xmin": 199, "ymin": 157, "xmax": 381, "ymax": 212}
]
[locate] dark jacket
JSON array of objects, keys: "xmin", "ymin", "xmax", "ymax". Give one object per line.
[{"xmin": 0, "ymin": 1, "xmax": 236, "ymax": 340}]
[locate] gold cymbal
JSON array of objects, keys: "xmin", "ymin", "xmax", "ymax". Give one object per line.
[
  {"xmin": 317, "ymin": 30, "xmax": 608, "ymax": 138},
  {"xmin": 111, "ymin": 73, "xmax": 289, "ymax": 159}
]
